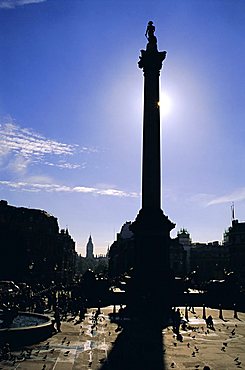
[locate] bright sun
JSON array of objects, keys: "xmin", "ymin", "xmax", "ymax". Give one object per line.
[{"xmin": 159, "ymin": 92, "xmax": 172, "ymax": 116}]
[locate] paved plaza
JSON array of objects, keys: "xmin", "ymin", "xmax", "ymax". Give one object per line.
[{"xmin": 0, "ymin": 306, "xmax": 244, "ymax": 370}]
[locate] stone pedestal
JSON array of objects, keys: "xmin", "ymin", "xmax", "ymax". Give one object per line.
[{"xmin": 130, "ymin": 208, "xmax": 175, "ymax": 322}]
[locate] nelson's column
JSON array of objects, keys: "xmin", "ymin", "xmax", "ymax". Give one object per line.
[{"xmin": 129, "ymin": 22, "xmax": 175, "ymax": 321}]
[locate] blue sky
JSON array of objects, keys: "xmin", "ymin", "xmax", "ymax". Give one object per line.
[{"xmin": 0, "ymin": 0, "xmax": 245, "ymax": 255}]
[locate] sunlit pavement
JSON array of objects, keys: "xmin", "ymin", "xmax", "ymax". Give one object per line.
[{"xmin": 0, "ymin": 306, "xmax": 245, "ymax": 370}]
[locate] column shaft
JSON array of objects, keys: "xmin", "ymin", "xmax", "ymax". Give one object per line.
[{"xmin": 142, "ymin": 70, "xmax": 161, "ymax": 210}]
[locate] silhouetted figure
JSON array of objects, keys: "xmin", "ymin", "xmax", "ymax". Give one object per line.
[
  {"xmin": 145, "ymin": 21, "xmax": 157, "ymax": 50},
  {"xmin": 219, "ymin": 304, "xmax": 224, "ymax": 320},
  {"xmin": 181, "ymin": 320, "xmax": 188, "ymax": 331},
  {"xmin": 188, "ymin": 305, "xmax": 195, "ymax": 313},
  {"xmin": 118, "ymin": 304, "xmax": 124, "ymax": 320},
  {"xmin": 54, "ymin": 306, "xmax": 61, "ymax": 332},
  {"xmin": 1, "ymin": 342, "xmax": 11, "ymax": 361},
  {"xmin": 233, "ymin": 304, "xmax": 238, "ymax": 319},
  {"xmin": 184, "ymin": 305, "xmax": 189, "ymax": 321},
  {"xmin": 1, "ymin": 305, "xmax": 18, "ymax": 328},
  {"xmin": 206, "ymin": 315, "xmax": 215, "ymax": 330},
  {"xmin": 172, "ymin": 308, "xmax": 181, "ymax": 334},
  {"xmin": 94, "ymin": 308, "xmax": 100, "ymax": 322},
  {"xmin": 145, "ymin": 21, "xmax": 155, "ymax": 40},
  {"xmin": 79, "ymin": 305, "xmax": 86, "ymax": 321}
]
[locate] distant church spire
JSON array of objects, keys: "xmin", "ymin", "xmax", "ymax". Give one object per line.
[{"xmin": 86, "ymin": 234, "xmax": 94, "ymax": 259}]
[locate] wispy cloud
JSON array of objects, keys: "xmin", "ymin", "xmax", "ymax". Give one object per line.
[
  {"xmin": 207, "ymin": 187, "xmax": 245, "ymax": 206},
  {"xmin": 188, "ymin": 193, "xmax": 214, "ymax": 207},
  {"xmin": 0, "ymin": 0, "xmax": 46, "ymax": 8},
  {"xmin": 44, "ymin": 161, "xmax": 84, "ymax": 170},
  {"xmin": 0, "ymin": 180, "xmax": 138, "ymax": 198},
  {"xmin": 188, "ymin": 189, "xmax": 245, "ymax": 207},
  {"xmin": 0, "ymin": 118, "xmax": 136, "ymax": 199},
  {"xmin": 7, "ymin": 156, "xmax": 31, "ymax": 175},
  {"xmin": 0, "ymin": 119, "xmax": 93, "ymax": 172},
  {"xmin": 1, "ymin": 122, "xmax": 75, "ymax": 157}
]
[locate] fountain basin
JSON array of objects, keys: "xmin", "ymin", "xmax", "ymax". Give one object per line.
[{"xmin": 0, "ymin": 311, "xmax": 53, "ymax": 348}]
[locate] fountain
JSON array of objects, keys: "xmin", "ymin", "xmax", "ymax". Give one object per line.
[{"xmin": 0, "ymin": 307, "xmax": 53, "ymax": 348}]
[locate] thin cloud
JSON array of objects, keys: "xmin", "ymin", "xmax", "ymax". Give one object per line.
[
  {"xmin": 0, "ymin": 120, "xmax": 93, "ymax": 171},
  {"xmin": 188, "ymin": 193, "xmax": 214, "ymax": 207},
  {"xmin": 0, "ymin": 0, "xmax": 47, "ymax": 8},
  {"xmin": 44, "ymin": 161, "xmax": 83, "ymax": 170},
  {"xmin": 7, "ymin": 156, "xmax": 31, "ymax": 174},
  {"xmin": 1, "ymin": 122, "xmax": 75, "ymax": 157},
  {"xmin": 207, "ymin": 187, "xmax": 245, "ymax": 206},
  {"xmin": 0, "ymin": 180, "xmax": 138, "ymax": 198}
]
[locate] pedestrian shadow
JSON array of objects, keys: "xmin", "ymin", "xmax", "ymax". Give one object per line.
[{"xmin": 99, "ymin": 320, "xmax": 166, "ymax": 370}]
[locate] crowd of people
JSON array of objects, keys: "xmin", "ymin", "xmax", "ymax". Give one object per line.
[
  {"xmin": 0, "ymin": 280, "xmax": 92, "ymax": 357},
  {"xmin": 0, "ymin": 282, "xmax": 92, "ymax": 321},
  {"xmin": 0, "ymin": 276, "xmax": 232, "ymax": 370}
]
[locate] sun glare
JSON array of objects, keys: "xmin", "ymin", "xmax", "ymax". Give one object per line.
[{"xmin": 160, "ymin": 92, "xmax": 172, "ymax": 117}]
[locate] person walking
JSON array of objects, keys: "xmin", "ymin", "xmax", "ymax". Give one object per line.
[{"xmin": 54, "ymin": 306, "xmax": 61, "ymax": 332}]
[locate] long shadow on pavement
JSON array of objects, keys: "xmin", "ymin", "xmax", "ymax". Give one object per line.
[{"xmin": 99, "ymin": 320, "xmax": 166, "ymax": 370}]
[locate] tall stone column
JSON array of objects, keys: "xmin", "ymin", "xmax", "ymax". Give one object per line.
[{"xmin": 130, "ymin": 22, "xmax": 175, "ymax": 322}]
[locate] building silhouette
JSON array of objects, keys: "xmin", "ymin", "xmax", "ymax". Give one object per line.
[
  {"xmin": 108, "ymin": 219, "xmax": 245, "ymax": 285},
  {"xmin": 0, "ymin": 200, "xmax": 76, "ymax": 286},
  {"xmin": 223, "ymin": 219, "xmax": 245, "ymax": 283},
  {"xmin": 108, "ymin": 221, "xmax": 185, "ymax": 280},
  {"xmin": 1, "ymin": 197, "xmax": 243, "ymax": 288},
  {"xmin": 177, "ymin": 229, "xmax": 192, "ymax": 273},
  {"xmin": 108, "ymin": 222, "xmax": 135, "ymax": 279},
  {"xmin": 189, "ymin": 241, "xmax": 229, "ymax": 282}
]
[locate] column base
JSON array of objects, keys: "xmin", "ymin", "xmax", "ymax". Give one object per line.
[{"xmin": 127, "ymin": 207, "xmax": 175, "ymax": 326}]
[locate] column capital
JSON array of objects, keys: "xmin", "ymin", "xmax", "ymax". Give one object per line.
[
  {"xmin": 130, "ymin": 208, "xmax": 175, "ymax": 235},
  {"xmin": 138, "ymin": 49, "xmax": 167, "ymax": 74}
]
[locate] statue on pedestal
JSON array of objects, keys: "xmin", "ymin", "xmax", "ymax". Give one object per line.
[{"xmin": 145, "ymin": 21, "xmax": 157, "ymax": 50}]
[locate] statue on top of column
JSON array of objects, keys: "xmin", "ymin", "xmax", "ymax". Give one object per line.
[{"xmin": 145, "ymin": 21, "xmax": 157, "ymax": 50}]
